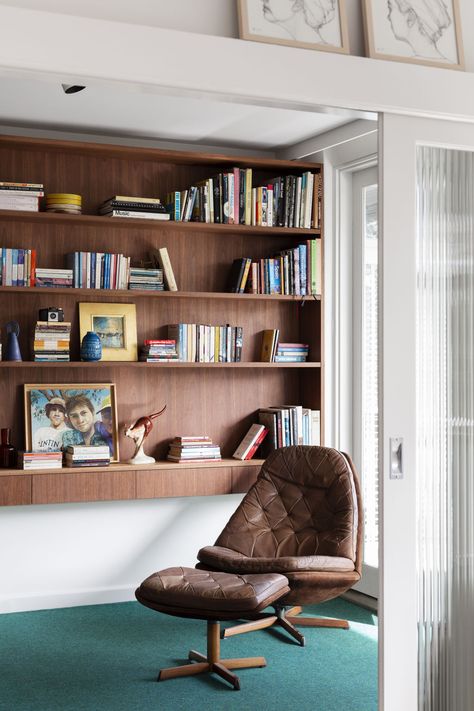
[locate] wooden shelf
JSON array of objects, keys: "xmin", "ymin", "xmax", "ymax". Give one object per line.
[
  {"xmin": 0, "ymin": 458, "xmax": 264, "ymax": 477},
  {"xmin": 0, "ymin": 361, "xmax": 321, "ymax": 369},
  {"xmin": 0, "ymin": 209, "xmax": 321, "ymax": 235},
  {"xmin": 0, "ymin": 285, "xmax": 321, "ymax": 301}
]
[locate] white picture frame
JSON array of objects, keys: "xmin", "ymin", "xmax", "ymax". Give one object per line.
[
  {"xmin": 362, "ymin": 0, "xmax": 464, "ymax": 70},
  {"xmin": 238, "ymin": 0, "xmax": 350, "ymax": 54}
]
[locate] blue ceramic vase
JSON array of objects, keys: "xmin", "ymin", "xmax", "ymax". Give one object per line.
[
  {"xmin": 5, "ymin": 321, "xmax": 22, "ymax": 361},
  {"xmin": 80, "ymin": 331, "xmax": 102, "ymax": 361}
]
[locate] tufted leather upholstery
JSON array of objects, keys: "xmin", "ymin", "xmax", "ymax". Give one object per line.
[
  {"xmin": 135, "ymin": 566, "xmax": 290, "ymax": 621},
  {"xmin": 197, "ymin": 446, "xmax": 363, "ymax": 605}
]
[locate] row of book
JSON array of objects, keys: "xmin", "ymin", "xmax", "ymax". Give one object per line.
[
  {"xmin": 164, "ymin": 169, "xmax": 322, "ymax": 229},
  {"xmin": 258, "ymin": 406, "xmax": 321, "ymax": 453},
  {"xmin": 227, "ymin": 240, "xmax": 321, "ymax": 296},
  {"xmin": 66, "ymin": 251, "xmax": 131, "ymax": 290},
  {"xmin": 19, "ymin": 446, "xmax": 111, "ymax": 469},
  {"xmin": 33, "ymin": 320, "xmax": 71, "ymax": 362},
  {"xmin": 99, "ymin": 195, "xmax": 170, "ymax": 221},
  {"xmin": 0, "ymin": 247, "xmax": 36, "ymax": 286},
  {"xmin": 168, "ymin": 323, "xmax": 243, "ymax": 363},
  {"xmin": 0, "ymin": 181, "xmax": 43, "ymax": 213},
  {"xmin": 0, "ymin": 247, "xmax": 175, "ymax": 292},
  {"xmin": 167, "ymin": 436, "xmax": 221, "ymax": 463},
  {"xmin": 140, "ymin": 339, "xmax": 179, "ymax": 362}
]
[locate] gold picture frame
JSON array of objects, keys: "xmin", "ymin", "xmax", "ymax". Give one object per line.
[
  {"xmin": 237, "ymin": 0, "xmax": 349, "ymax": 54},
  {"xmin": 24, "ymin": 383, "xmax": 120, "ymax": 462},
  {"xmin": 79, "ymin": 303, "xmax": 138, "ymax": 362},
  {"xmin": 362, "ymin": 0, "xmax": 464, "ymax": 70}
]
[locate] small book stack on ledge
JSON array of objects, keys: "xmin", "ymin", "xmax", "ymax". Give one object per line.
[{"xmin": 167, "ymin": 436, "xmax": 222, "ymax": 463}]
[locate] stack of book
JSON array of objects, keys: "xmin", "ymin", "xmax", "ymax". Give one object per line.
[
  {"xmin": 167, "ymin": 436, "xmax": 222, "ymax": 463},
  {"xmin": 228, "ymin": 240, "xmax": 321, "ymax": 296},
  {"xmin": 128, "ymin": 267, "xmax": 164, "ymax": 291},
  {"xmin": 0, "ymin": 247, "xmax": 36, "ymax": 286},
  {"xmin": 64, "ymin": 445, "xmax": 110, "ymax": 468},
  {"xmin": 20, "ymin": 451, "xmax": 63, "ymax": 470},
  {"xmin": 139, "ymin": 339, "xmax": 179, "ymax": 362},
  {"xmin": 33, "ymin": 320, "xmax": 71, "ymax": 362},
  {"xmin": 274, "ymin": 343, "xmax": 309, "ymax": 363},
  {"xmin": 66, "ymin": 251, "xmax": 130, "ymax": 289},
  {"xmin": 258, "ymin": 406, "xmax": 320, "ymax": 453},
  {"xmin": 0, "ymin": 181, "xmax": 43, "ymax": 212},
  {"xmin": 44, "ymin": 193, "xmax": 82, "ymax": 214},
  {"xmin": 35, "ymin": 267, "xmax": 73, "ymax": 288},
  {"xmin": 99, "ymin": 195, "xmax": 170, "ymax": 221},
  {"xmin": 168, "ymin": 323, "xmax": 243, "ymax": 362},
  {"xmin": 232, "ymin": 423, "xmax": 268, "ymax": 461}
]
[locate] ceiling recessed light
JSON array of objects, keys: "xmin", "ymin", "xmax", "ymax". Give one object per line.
[{"xmin": 61, "ymin": 84, "xmax": 86, "ymax": 95}]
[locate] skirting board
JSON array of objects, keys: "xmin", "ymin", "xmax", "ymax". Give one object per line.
[
  {"xmin": 0, "ymin": 586, "xmax": 136, "ymax": 614},
  {"xmin": 342, "ymin": 589, "xmax": 378, "ymax": 613}
]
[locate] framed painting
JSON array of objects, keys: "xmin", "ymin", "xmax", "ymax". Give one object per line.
[
  {"xmin": 24, "ymin": 383, "xmax": 120, "ymax": 461},
  {"xmin": 79, "ymin": 303, "xmax": 138, "ymax": 361},
  {"xmin": 237, "ymin": 0, "xmax": 350, "ymax": 54},
  {"xmin": 362, "ymin": 0, "xmax": 464, "ymax": 70}
]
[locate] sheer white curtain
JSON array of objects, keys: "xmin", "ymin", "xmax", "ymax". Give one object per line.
[{"xmin": 417, "ymin": 146, "xmax": 474, "ymax": 711}]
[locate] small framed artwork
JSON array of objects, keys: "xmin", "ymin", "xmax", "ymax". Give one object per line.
[
  {"xmin": 362, "ymin": 0, "xmax": 464, "ymax": 70},
  {"xmin": 79, "ymin": 303, "xmax": 138, "ymax": 361},
  {"xmin": 24, "ymin": 383, "xmax": 120, "ymax": 461},
  {"xmin": 237, "ymin": 0, "xmax": 349, "ymax": 54}
]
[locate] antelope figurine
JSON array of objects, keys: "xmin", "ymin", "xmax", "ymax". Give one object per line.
[{"xmin": 124, "ymin": 405, "xmax": 167, "ymax": 464}]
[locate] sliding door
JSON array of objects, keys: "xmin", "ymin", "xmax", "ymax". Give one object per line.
[{"xmin": 380, "ymin": 115, "xmax": 474, "ymax": 711}]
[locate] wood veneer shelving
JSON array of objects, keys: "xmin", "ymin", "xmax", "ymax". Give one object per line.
[
  {"xmin": 0, "ymin": 361, "xmax": 321, "ymax": 369},
  {"xmin": 0, "ymin": 133, "xmax": 323, "ymax": 507},
  {"xmin": 0, "ymin": 285, "xmax": 320, "ymax": 302}
]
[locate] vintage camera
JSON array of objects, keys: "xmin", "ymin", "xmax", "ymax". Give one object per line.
[{"xmin": 39, "ymin": 307, "xmax": 64, "ymax": 323}]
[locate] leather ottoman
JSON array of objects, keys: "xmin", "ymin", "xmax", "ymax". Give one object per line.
[{"xmin": 136, "ymin": 566, "xmax": 290, "ymax": 690}]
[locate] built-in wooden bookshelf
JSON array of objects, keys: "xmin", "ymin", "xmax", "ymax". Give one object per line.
[{"xmin": 0, "ymin": 134, "xmax": 323, "ymax": 506}]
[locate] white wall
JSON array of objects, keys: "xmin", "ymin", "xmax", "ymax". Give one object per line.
[
  {"xmin": 0, "ymin": 494, "xmax": 243, "ymax": 613},
  {"xmin": 0, "ymin": 0, "xmax": 473, "ymax": 71}
]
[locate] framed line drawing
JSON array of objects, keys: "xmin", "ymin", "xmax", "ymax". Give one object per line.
[
  {"xmin": 362, "ymin": 0, "xmax": 464, "ymax": 70},
  {"xmin": 238, "ymin": 0, "xmax": 350, "ymax": 54},
  {"xmin": 24, "ymin": 383, "xmax": 120, "ymax": 461},
  {"xmin": 79, "ymin": 302, "xmax": 138, "ymax": 362}
]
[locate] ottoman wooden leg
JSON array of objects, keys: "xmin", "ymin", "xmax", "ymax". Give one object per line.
[{"xmin": 157, "ymin": 620, "xmax": 267, "ymax": 690}]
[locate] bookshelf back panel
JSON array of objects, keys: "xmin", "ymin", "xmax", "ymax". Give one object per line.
[
  {"xmin": 1, "ymin": 367, "xmax": 306, "ymax": 460},
  {"xmin": 0, "ymin": 223, "xmax": 319, "ymax": 294},
  {"xmin": 0, "ymin": 143, "xmax": 321, "ymax": 218},
  {"xmin": 0, "ymin": 291, "xmax": 319, "ymax": 362}
]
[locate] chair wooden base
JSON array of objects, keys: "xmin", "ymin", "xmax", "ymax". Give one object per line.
[
  {"xmin": 157, "ymin": 620, "xmax": 266, "ymax": 690},
  {"xmin": 221, "ymin": 605, "xmax": 350, "ymax": 646}
]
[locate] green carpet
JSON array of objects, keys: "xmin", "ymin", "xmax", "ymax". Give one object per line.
[{"xmin": 0, "ymin": 598, "xmax": 377, "ymax": 711}]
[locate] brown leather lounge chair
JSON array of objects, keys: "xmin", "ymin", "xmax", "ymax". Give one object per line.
[{"xmin": 197, "ymin": 445, "xmax": 363, "ymax": 646}]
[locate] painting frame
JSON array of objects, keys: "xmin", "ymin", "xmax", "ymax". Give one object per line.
[
  {"xmin": 79, "ymin": 302, "xmax": 138, "ymax": 362},
  {"xmin": 362, "ymin": 0, "xmax": 464, "ymax": 70},
  {"xmin": 237, "ymin": 0, "xmax": 350, "ymax": 54},
  {"xmin": 24, "ymin": 383, "xmax": 120, "ymax": 461}
]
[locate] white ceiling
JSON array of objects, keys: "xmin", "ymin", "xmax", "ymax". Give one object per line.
[{"xmin": 0, "ymin": 1, "xmax": 373, "ymax": 151}]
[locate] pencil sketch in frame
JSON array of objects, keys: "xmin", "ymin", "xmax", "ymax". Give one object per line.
[
  {"xmin": 238, "ymin": 0, "xmax": 349, "ymax": 54},
  {"xmin": 362, "ymin": 0, "xmax": 464, "ymax": 70}
]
